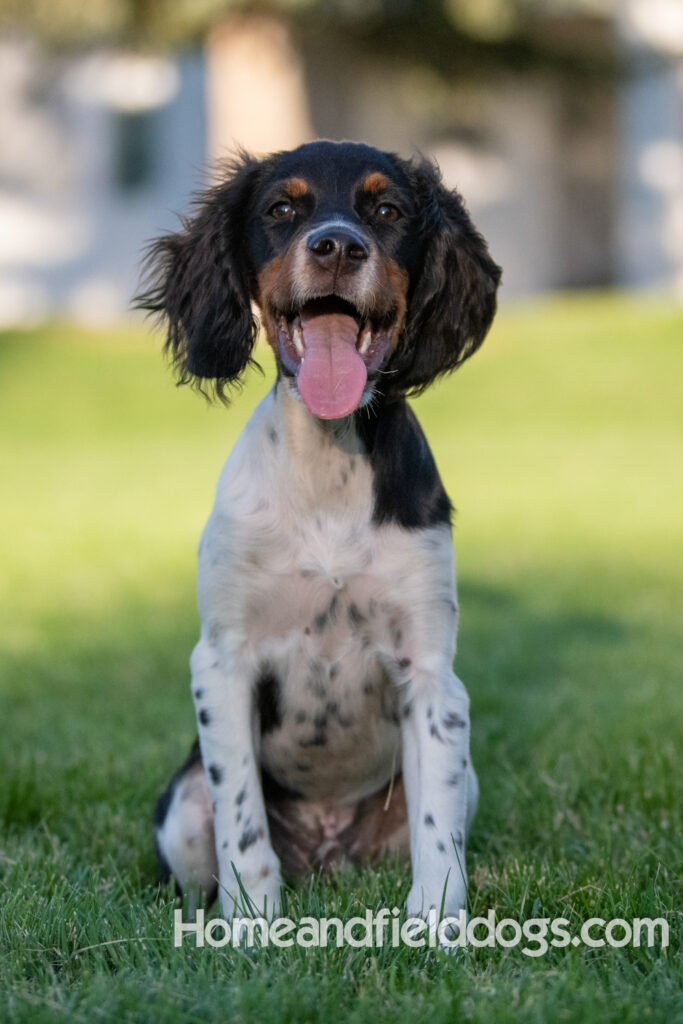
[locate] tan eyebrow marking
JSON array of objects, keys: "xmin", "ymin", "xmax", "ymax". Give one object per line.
[
  {"xmin": 362, "ymin": 172, "xmax": 389, "ymax": 194},
  {"xmin": 285, "ymin": 177, "xmax": 309, "ymax": 197}
]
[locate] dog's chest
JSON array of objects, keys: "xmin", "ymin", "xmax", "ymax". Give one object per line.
[
  {"xmin": 197, "ymin": 393, "xmax": 444, "ymax": 802},
  {"xmin": 246, "ymin": 509, "xmax": 412, "ymax": 800}
]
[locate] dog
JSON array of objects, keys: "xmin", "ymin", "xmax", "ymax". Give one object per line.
[{"xmin": 139, "ymin": 140, "xmax": 501, "ymax": 927}]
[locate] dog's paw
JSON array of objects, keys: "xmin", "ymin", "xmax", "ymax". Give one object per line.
[
  {"xmin": 219, "ymin": 861, "xmax": 283, "ymax": 922},
  {"xmin": 406, "ymin": 877, "xmax": 468, "ymax": 952}
]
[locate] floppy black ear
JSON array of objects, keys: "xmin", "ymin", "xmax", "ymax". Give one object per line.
[
  {"xmin": 390, "ymin": 156, "xmax": 501, "ymax": 395},
  {"xmin": 136, "ymin": 152, "xmax": 265, "ymax": 401}
]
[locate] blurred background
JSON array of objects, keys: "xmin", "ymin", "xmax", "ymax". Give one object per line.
[
  {"xmin": 1, "ymin": 0, "xmax": 683, "ymax": 323},
  {"xmin": 1, "ymin": 6, "xmax": 681, "ymax": 1016}
]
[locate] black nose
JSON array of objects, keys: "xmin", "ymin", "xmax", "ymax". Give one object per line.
[{"xmin": 307, "ymin": 227, "xmax": 369, "ymax": 267}]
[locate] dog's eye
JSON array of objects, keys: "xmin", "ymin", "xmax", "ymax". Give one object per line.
[
  {"xmin": 376, "ymin": 203, "xmax": 400, "ymax": 223},
  {"xmin": 270, "ymin": 202, "xmax": 295, "ymax": 221}
]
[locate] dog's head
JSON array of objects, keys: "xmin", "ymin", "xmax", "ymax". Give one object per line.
[{"xmin": 138, "ymin": 140, "xmax": 501, "ymax": 417}]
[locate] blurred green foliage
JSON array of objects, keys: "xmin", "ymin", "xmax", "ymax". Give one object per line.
[{"xmin": 0, "ymin": 0, "xmax": 618, "ymax": 80}]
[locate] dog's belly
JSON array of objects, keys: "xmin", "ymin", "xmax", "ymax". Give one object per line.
[
  {"xmin": 250, "ymin": 573, "xmax": 409, "ymax": 803},
  {"xmin": 260, "ymin": 653, "xmax": 401, "ymax": 803}
]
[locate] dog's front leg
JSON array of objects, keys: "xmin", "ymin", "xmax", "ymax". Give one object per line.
[
  {"xmin": 402, "ymin": 665, "xmax": 474, "ymax": 929},
  {"xmin": 190, "ymin": 636, "xmax": 282, "ymax": 921}
]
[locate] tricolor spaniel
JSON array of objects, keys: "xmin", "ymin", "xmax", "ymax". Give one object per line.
[{"xmin": 139, "ymin": 140, "xmax": 501, "ymax": 929}]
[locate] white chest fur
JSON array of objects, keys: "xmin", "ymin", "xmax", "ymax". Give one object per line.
[{"xmin": 194, "ymin": 385, "xmax": 457, "ymax": 803}]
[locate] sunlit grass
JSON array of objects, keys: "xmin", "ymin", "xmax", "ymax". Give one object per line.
[{"xmin": 0, "ymin": 294, "xmax": 681, "ymax": 1023}]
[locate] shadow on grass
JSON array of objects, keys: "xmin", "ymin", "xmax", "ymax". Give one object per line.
[{"xmin": 1, "ymin": 572, "xmax": 648, "ymax": 879}]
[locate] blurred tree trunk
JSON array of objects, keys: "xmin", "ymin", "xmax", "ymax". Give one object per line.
[{"xmin": 197, "ymin": 11, "xmax": 312, "ymax": 159}]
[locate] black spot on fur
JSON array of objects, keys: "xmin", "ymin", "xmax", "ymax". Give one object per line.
[
  {"xmin": 313, "ymin": 612, "xmax": 328, "ymax": 633},
  {"xmin": 257, "ymin": 671, "xmax": 282, "ymax": 734},
  {"xmin": 348, "ymin": 602, "xmax": 366, "ymax": 627},
  {"xmin": 238, "ymin": 828, "xmax": 259, "ymax": 853},
  {"xmin": 222, "ymin": 839, "xmax": 229, "ymax": 849},
  {"xmin": 299, "ymin": 731, "xmax": 327, "ymax": 748},
  {"xmin": 295, "ymin": 710, "xmax": 307, "ymax": 724},
  {"xmin": 443, "ymin": 711, "xmax": 466, "ymax": 729},
  {"xmin": 327, "ymin": 699, "xmax": 353, "ymax": 728},
  {"xmin": 198, "ymin": 708, "xmax": 211, "ymax": 726},
  {"xmin": 430, "ymin": 723, "xmax": 444, "ymax": 743},
  {"xmin": 306, "ymin": 660, "xmax": 328, "ymax": 698},
  {"xmin": 447, "ymin": 772, "xmax": 460, "ymax": 786},
  {"xmin": 329, "ymin": 662, "xmax": 340, "ymax": 680},
  {"xmin": 436, "ymin": 840, "xmax": 446, "ymax": 852},
  {"xmin": 208, "ymin": 764, "xmax": 224, "ymax": 785},
  {"xmin": 424, "ymin": 813, "xmax": 435, "ymax": 827},
  {"xmin": 193, "ymin": 688, "xmax": 204, "ymax": 700},
  {"xmin": 398, "ymin": 657, "xmax": 411, "ymax": 669},
  {"xmin": 314, "ymin": 594, "xmax": 340, "ymax": 633},
  {"xmin": 235, "ymin": 786, "xmax": 247, "ymax": 806},
  {"xmin": 268, "ymin": 426, "xmax": 278, "ymax": 444},
  {"xmin": 307, "ymin": 678, "xmax": 327, "ymax": 699}
]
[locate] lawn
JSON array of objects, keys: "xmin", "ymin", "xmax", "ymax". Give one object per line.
[{"xmin": 0, "ymin": 294, "xmax": 681, "ymax": 1023}]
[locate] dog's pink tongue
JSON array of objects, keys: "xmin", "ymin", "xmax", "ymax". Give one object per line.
[{"xmin": 297, "ymin": 310, "xmax": 367, "ymax": 419}]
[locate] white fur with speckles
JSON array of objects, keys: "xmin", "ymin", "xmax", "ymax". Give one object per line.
[{"xmin": 159, "ymin": 381, "xmax": 477, "ymax": 924}]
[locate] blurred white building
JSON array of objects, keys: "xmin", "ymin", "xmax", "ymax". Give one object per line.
[
  {"xmin": 0, "ymin": 43, "xmax": 205, "ymax": 325},
  {"xmin": 0, "ymin": 0, "xmax": 682, "ymax": 326}
]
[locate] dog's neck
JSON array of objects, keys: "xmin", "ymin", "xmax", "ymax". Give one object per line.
[
  {"xmin": 271, "ymin": 379, "xmax": 374, "ymax": 514},
  {"xmin": 277, "ymin": 380, "xmax": 365, "ymax": 454}
]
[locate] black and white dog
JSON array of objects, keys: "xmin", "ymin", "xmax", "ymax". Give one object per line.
[{"xmin": 140, "ymin": 141, "xmax": 501, "ymax": 926}]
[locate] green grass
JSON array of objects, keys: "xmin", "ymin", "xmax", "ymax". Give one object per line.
[{"xmin": 0, "ymin": 294, "xmax": 681, "ymax": 1023}]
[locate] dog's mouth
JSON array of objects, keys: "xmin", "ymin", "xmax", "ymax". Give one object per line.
[{"xmin": 274, "ymin": 296, "xmax": 395, "ymax": 420}]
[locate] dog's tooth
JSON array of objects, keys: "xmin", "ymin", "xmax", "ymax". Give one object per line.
[
  {"xmin": 358, "ymin": 325, "xmax": 372, "ymax": 355},
  {"xmin": 292, "ymin": 322, "xmax": 305, "ymax": 357}
]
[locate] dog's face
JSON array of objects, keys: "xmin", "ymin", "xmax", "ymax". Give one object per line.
[
  {"xmin": 139, "ymin": 141, "xmax": 501, "ymax": 414},
  {"xmin": 249, "ymin": 144, "xmax": 421, "ymax": 419}
]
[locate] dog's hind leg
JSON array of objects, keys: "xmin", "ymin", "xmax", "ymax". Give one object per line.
[{"xmin": 154, "ymin": 740, "xmax": 218, "ymax": 908}]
